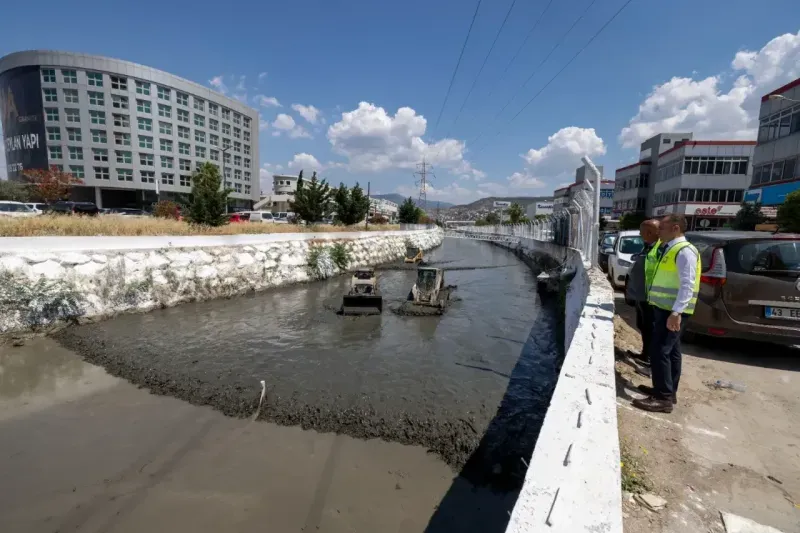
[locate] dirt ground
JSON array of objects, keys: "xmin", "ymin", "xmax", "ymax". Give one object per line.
[{"xmin": 614, "ymin": 294, "xmax": 800, "ymax": 533}]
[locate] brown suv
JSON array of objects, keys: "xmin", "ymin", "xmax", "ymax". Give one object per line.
[{"xmin": 684, "ymin": 231, "xmax": 800, "ymax": 345}]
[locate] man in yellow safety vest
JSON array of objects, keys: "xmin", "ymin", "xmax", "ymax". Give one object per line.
[{"xmin": 632, "ymin": 214, "xmax": 701, "ymax": 413}]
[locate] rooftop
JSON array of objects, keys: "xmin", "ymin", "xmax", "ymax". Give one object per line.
[{"xmin": 761, "ymin": 75, "xmax": 800, "ymax": 102}]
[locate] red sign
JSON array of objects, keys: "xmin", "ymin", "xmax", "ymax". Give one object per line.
[{"xmin": 694, "ymin": 205, "xmax": 724, "ymax": 216}]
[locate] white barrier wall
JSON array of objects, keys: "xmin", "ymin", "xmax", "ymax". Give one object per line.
[
  {"xmin": 504, "ymin": 238, "xmax": 621, "ymax": 533},
  {"xmin": 0, "ymin": 229, "xmax": 443, "ymax": 334}
]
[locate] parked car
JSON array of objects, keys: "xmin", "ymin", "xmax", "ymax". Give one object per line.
[
  {"xmin": 273, "ymin": 211, "xmax": 289, "ymax": 224},
  {"xmin": 683, "ymin": 231, "xmax": 800, "ymax": 345},
  {"xmin": 607, "ymin": 230, "xmax": 645, "ymax": 289},
  {"xmin": 0, "ymin": 201, "xmax": 39, "ymax": 217},
  {"xmin": 25, "ymin": 202, "xmax": 49, "ymax": 213},
  {"xmin": 240, "ymin": 211, "xmax": 275, "ymax": 223},
  {"xmin": 598, "ymin": 233, "xmax": 618, "ymax": 273},
  {"xmin": 49, "ymin": 201, "xmax": 100, "ymax": 215},
  {"xmin": 107, "ymin": 207, "xmax": 149, "ymax": 217}
]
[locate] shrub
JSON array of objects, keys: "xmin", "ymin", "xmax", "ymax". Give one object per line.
[
  {"xmin": 368, "ymin": 215, "xmax": 389, "ymax": 224},
  {"xmin": 153, "ymin": 200, "xmax": 181, "ymax": 219}
]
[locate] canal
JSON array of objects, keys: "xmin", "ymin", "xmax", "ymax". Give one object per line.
[{"xmin": 1, "ymin": 237, "xmax": 563, "ymax": 532}]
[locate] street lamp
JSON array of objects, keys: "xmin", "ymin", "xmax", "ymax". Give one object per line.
[
  {"xmin": 768, "ymin": 94, "xmax": 800, "ymax": 104},
  {"xmin": 221, "ymin": 145, "xmax": 231, "ymax": 214}
]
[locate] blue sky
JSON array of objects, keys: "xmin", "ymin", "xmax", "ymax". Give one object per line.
[{"xmin": 2, "ymin": 0, "xmax": 800, "ymax": 204}]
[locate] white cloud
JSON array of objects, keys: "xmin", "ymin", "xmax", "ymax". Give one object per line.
[
  {"xmin": 287, "ymin": 153, "xmax": 324, "ymax": 172},
  {"xmin": 208, "ymin": 75, "xmax": 228, "ymax": 95},
  {"xmin": 395, "ymin": 182, "xmax": 476, "ymax": 203},
  {"xmin": 272, "ymin": 113, "xmax": 311, "ymax": 139},
  {"xmin": 507, "ymin": 172, "xmax": 546, "ymax": 189},
  {"xmin": 326, "ymin": 102, "xmax": 483, "ymax": 178},
  {"xmin": 620, "ymin": 30, "xmax": 800, "ymax": 148},
  {"xmin": 291, "ymin": 104, "xmax": 321, "ymax": 125},
  {"xmin": 254, "ymin": 94, "xmax": 282, "ymax": 108},
  {"xmin": 522, "ymin": 127, "xmax": 606, "ymax": 176},
  {"xmin": 258, "ymin": 115, "xmax": 270, "ymax": 131},
  {"xmin": 258, "ymin": 72, "xmax": 268, "ymax": 82}
]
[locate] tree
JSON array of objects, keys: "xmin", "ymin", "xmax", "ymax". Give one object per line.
[
  {"xmin": 776, "ymin": 191, "xmax": 800, "ymax": 232},
  {"xmin": 333, "ymin": 182, "xmax": 370, "ymax": 225},
  {"xmin": 398, "ymin": 197, "xmax": 420, "ymax": 223},
  {"xmin": 619, "ymin": 212, "xmax": 647, "ymax": 230},
  {"xmin": 153, "ymin": 200, "xmax": 181, "ymax": 219},
  {"xmin": 289, "ymin": 171, "xmax": 333, "ymax": 223},
  {"xmin": 22, "ymin": 166, "xmax": 82, "ymax": 203},
  {"xmin": 186, "ymin": 162, "xmax": 230, "ymax": 226},
  {"xmin": 484, "ymin": 212, "xmax": 500, "ymax": 225},
  {"xmin": 507, "ymin": 202, "xmax": 524, "ymax": 223},
  {"xmin": 732, "ymin": 202, "xmax": 766, "ymax": 231},
  {"xmin": 0, "ymin": 180, "xmax": 32, "ymax": 202}
]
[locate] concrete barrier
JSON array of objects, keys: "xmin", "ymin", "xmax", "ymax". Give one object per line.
[{"xmin": 503, "ymin": 238, "xmax": 621, "ymax": 533}]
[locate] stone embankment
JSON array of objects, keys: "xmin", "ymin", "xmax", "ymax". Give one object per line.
[{"xmin": 0, "ymin": 229, "xmax": 442, "ymax": 334}]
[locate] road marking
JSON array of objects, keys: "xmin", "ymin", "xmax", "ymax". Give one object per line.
[{"xmin": 616, "ymin": 401, "xmax": 727, "ymax": 439}]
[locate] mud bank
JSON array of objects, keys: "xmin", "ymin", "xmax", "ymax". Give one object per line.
[{"xmin": 52, "ymin": 238, "xmax": 563, "ymax": 486}]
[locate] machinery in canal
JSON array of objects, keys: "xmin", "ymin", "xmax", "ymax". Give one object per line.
[
  {"xmin": 340, "ymin": 267, "xmax": 383, "ymax": 315},
  {"xmin": 397, "ymin": 267, "xmax": 454, "ymax": 316},
  {"xmin": 404, "ymin": 245, "xmax": 423, "ymax": 264}
]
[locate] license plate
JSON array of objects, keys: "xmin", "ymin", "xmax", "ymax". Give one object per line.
[{"xmin": 765, "ymin": 306, "xmax": 800, "ymax": 320}]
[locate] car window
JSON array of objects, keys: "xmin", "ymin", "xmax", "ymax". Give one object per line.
[
  {"xmin": 2, "ymin": 203, "xmax": 32, "ymax": 212},
  {"xmin": 618, "ymin": 236, "xmax": 644, "ymax": 254},
  {"xmin": 728, "ymin": 240, "xmax": 800, "ymax": 276}
]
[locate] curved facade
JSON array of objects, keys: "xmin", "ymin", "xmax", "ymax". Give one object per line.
[{"xmin": 0, "ymin": 50, "xmax": 259, "ymax": 208}]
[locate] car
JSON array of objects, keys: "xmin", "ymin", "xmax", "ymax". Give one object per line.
[
  {"xmin": 683, "ymin": 231, "xmax": 800, "ymax": 346},
  {"xmin": 107, "ymin": 207, "xmax": 149, "ymax": 217},
  {"xmin": 25, "ymin": 202, "xmax": 49, "ymax": 213},
  {"xmin": 49, "ymin": 201, "xmax": 100, "ymax": 215},
  {"xmin": 607, "ymin": 230, "xmax": 645, "ymax": 290},
  {"xmin": 598, "ymin": 233, "xmax": 618, "ymax": 273},
  {"xmin": 273, "ymin": 211, "xmax": 289, "ymax": 224},
  {"xmin": 0, "ymin": 201, "xmax": 39, "ymax": 217},
  {"xmin": 240, "ymin": 211, "xmax": 275, "ymax": 223}
]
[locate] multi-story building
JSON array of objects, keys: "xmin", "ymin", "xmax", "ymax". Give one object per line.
[
  {"xmin": 747, "ymin": 76, "xmax": 800, "ymax": 216},
  {"xmin": 368, "ymin": 197, "xmax": 398, "ymax": 222},
  {"xmin": 255, "ymin": 174, "xmax": 298, "ymax": 213},
  {"xmin": 0, "ymin": 50, "xmax": 259, "ymax": 209},
  {"xmin": 612, "ymin": 161, "xmax": 650, "ymax": 215},
  {"xmin": 555, "ymin": 164, "xmax": 614, "ymax": 217},
  {"xmin": 553, "ymin": 186, "xmax": 570, "ymax": 211}
]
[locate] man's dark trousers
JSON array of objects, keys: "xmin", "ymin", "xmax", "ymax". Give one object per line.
[
  {"xmin": 634, "ymin": 301, "xmax": 654, "ymax": 362},
  {"xmin": 649, "ymin": 307, "xmax": 690, "ymax": 401}
]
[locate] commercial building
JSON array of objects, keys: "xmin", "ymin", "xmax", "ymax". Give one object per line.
[
  {"xmin": 555, "ymin": 164, "xmax": 614, "ymax": 217},
  {"xmin": 255, "ymin": 174, "xmax": 298, "ymax": 213},
  {"xmin": 0, "ymin": 50, "xmax": 259, "ymax": 209},
  {"xmin": 747, "ymin": 76, "xmax": 800, "ymax": 216},
  {"xmin": 613, "ymin": 133, "xmax": 755, "ymax": 230},
  {"xmin": 526, "ymin": 200, "xmax": 554, "ymax": 219},
  {"xmin": 368, "ymin": 197, "xmax": 398, "ymax": 221}
]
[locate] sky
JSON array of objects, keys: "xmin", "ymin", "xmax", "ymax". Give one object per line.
[{"xmin": 1, "ymin": 0, "xmax": 800, "ymax": 204}]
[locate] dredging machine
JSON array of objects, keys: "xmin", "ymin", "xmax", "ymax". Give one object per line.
[{"xmin": 340, "ymin": 267, "xmax": 383, "ymax": 315}]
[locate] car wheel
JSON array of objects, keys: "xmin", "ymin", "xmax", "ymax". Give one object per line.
[{"xmin": 609, "ymin": 266, "xmax": 616, "ymax": 287}]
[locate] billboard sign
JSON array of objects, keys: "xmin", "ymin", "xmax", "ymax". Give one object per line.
[
  {"xmin": 759, "ymin": 181, "xmax": 800, "ymax": 205},
  {"xmin": 744, "ymin": 189, "xmax": 763, "ymax": 204},
  {"xmin": 0, "ymin": 66, "xmax": 48, "ymax": 180},
  {"xmin": 493, "ymin": 201, "xmax": 511, "ymax": 208}
]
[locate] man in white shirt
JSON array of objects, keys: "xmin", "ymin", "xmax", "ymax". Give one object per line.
[{"xmin": 633, "ymin": 214, "xmax": 700, "ymax": 413}]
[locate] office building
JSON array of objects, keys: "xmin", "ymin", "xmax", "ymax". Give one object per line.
[
  {"xmin": 255, "ymin": 174, "xmax": 298, "ymax": 213},
  {"xmin": 526, "ymin": 200, "xmax": 554, "ymax": 219},
  {"xmin": 555, "ymin": 164, "xmax": 614, "ymax": 217},
  {"xmin": 369, "ymin": 197, "xmax": 398, "ymax": 221},
  {"xmin": 747, "ymin": 76, "xmax": 800, "ymax": 216},
  {"xmin": 0, "ymin": 50, "xmax": 259, "ymax": 209}
]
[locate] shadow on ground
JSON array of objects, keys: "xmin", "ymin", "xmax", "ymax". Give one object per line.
[{"xmin": 424, "ymin": 300, "xmax": 564, "ymax": 533}]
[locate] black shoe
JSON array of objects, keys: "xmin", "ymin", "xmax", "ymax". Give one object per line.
[
  {"xmin": 636, "ymin": 385, "xmax": 677, "ymax": 404},
  {"xmin": 632, "ymin": 396, "xmax": 674, "ymax": 413},
  {"xmin": 630, "ymin": 352, "xmax": 650, "ymax": 367}
]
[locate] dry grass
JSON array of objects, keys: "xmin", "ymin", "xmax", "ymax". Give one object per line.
[{"xmin": 0, "ymin": 215, "xmax": 402, "ymax": 237}]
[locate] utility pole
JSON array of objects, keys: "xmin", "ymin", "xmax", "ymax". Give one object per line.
[
  {"xmin": 365, "ymin": 181, "xmax": 370, "ymax": 230},
  {"xmin": 414, "ymin": 157, "xmax": 434, "ymax": 211}
]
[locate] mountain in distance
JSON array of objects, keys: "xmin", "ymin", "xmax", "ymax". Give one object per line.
[
  {"xmin": 450, "ymin": 196, "xmax": 554, "ymax": 210},
  {"xmin": 371, "ymin": 194, "xmax": 454, "ymax": 210}
]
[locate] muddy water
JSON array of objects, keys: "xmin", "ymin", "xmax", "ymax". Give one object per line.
[{"xmin": 55, "ymin": 238, "xmax": 562, "ymax": 485}]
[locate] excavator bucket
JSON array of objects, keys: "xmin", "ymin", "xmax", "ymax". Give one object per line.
[{"xmin": 341, "ymin": 294, "xmax": 383, "ymax": 315}]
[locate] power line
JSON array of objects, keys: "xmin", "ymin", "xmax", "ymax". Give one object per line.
[
  {"xmin": 474, "ymin": 0, "xmax": 636, "ymax": 154},
  {"xmin": 414, "ymin": 158, "xmax": 435, "ymax": 208},
  {"xmin": 432, "ymin": 0, "xmax": 484, "ymax": 137}
]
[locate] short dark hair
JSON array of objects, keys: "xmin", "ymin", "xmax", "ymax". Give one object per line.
[{"xmin": 662, "ymin": 214, "xmax": 687, "ymax": 233}]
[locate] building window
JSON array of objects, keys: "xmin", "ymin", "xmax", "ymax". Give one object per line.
[
  {"xmin": 177, "ymin": 109, "xmax": 189, "ymax": 123},
  {"xmin": 194, "ymin": 98, "xmax": 204, "ymax": 111},
  {"xmin": 92, "ymin": 148, "xmax": 108, "ymax": 162},
  {"xmin": 159, "ymin": 121, "xmax": 172, "ymax": 136},
  {"xmin": 194, "ymin": 114, "xmax": 205, "ymax": 128},
  {"xmin": 244, "ymin": 158, "xmax": 250, "ymax": 167},
  {"xmin": 69, "ymin": 165, "xmax": 84, "ymax": 178},
  {"xmin": 758, "ymin": 103, "xmax": 800, "ymax": 143},
  {"xmin": 90, "ymin": 110, "xmax": 106, "ymax": 125},
  {"xmin": 135, "ymin": 80, "xmax": 150, "ymax": 95},
  {"xmin": 116, "ymin": 150, "xmax": 132, "ymax": 164},
  {"xmin": 244, "ymin": 144, "xmax": 250, "ymax": 156},
  {"xmin": 112, "ymin": 94, "xmax": 129, "ymax": 109},
  {"xmin": 94, "ymin": 167, "xmax": 110, "ymax": 180},
  {"xmin": 222, "ymin": 123, "xmax": 231, "ymax": 135},
  {"xmin": 178, "ymin": 142, "xmax": 190, "ymax": 155},
  {"xmin": 222, "ymin": 108, "xmax": 231, "ymax": 121},
  {"xmin": 43, "ymin": 88, "xmax": 57, "ymax": 102},
  {"xmin": 675, "ymin": 156, "xmax": 749, "ymax": 179},
  {"xmin": 160, "ymin": 138, "xmax": 173, "ymax": 152},
  {"xmin": 234, "ymin": 169, "xmax": 242, "ymax": 180},
  {"xmin": 46, "ymin": 127, "xmax": 61, "ymax": 142},
  {"xmin": 244, "ymin": 171, "xmax": 251, "ymax": 182},
  {"xmin": 195, "ymin": 146, "xmax": 206, "ymax": 158},
  {"xmin": 245, "ymin": 184, "xmax": 251, "ymax": 194},
  {"xmin": 160, "ymin": 156, "xmax": 173, "ymax": 169},
  {"xmin": 45, "ymin": 107, "xmax": 59, "ymax": 121},
  {"xmin": 179, "ymin": 159, "xmax": 191, "ymax": 171},
  {"xmin": 224, "ymin": 167, "xmax": 231, "ymax": 180},
  {"xmin": 161, "ymin": 173, "xmax": 174, "ymax": 185},
  {"xmin": 110, "ymin": 76, "xmax": 127, "ymax": 91},
  {"xmin": 180, "ymin": 175, "xmax": 191, "ymax": 187},
  {"xmin": 115, "ymin": 168, "xmax": 133, "ymax": 182},
  {"xmin": 62, "ymin": 69, "xmax": 77, "ymax": 83},
  {"xmin": 234, "ymin": 141, "xmax": 241, "ymax": 153},
  {"xmin": 113, "ymin": 113, "xmax": 130, "ymax": 128},
  {"xmin": 243, "ymin": 117, "xmax": 251, "ymax": 129},
  {"xmin": 137, "ymin": 117, "xmax": 152, "ymax": 131},
  {"xmin": 210, "ymin": 149, "xmax": 219, "ymax": 161},
  {"xmin": 243, "ymin": 130, "xmax": 250, "ymax": 142},
  {"xmin": 233, "ymin": 113, "xmax": 241, "ymax": 125},
  {"xmin": 140, "ymin": 170, "xmax": 155, "ymax": 183},
  {"xmin": 195, "ymin": 130, "xmax": 205, "ymax": 143},
  {"xmin": 209, "ymin": 134, "xmax": 219, "ymax": 146},
  {"xmin": 176, "ymin": 92, "xmax": 189, "ymax": 106},
  {"xmin": 63, "ymin": 89, "xmax": 79, "ymax": 103},
  {"xmin": 68, "ymin": 146, "xmax": 83, "ymax": 160},
  {"xmin": 234, "ymin": 182, "xmax": 242, "ymax": 193},
  {"xmin": 86, "ymin": 91, "xmax": 103, "ymax": 106},
  {"xmin": 91, "ymin": 129, "xmax": 107, "ymax": 144},
  {"xmin": 157, "ymin": 86, "xmax": 170, "ymax": 100},
  {"xmin": 139, "ymin": 135, "xmax": 153, "ymax": 149},
  {"xmin": 140, "ymin": 153, "xmax": 154, "ymax": 167},
  {"xmin": 233, "ymin": 155, "xmax": 242, "ymax": 166},
  {"xmin": 87, "ymin": 72, "xmax": 103, "ymax": 87},
  {"xmin": 49, "ymin": 146, "xmax": 63, "ymax": 159},
  {"xmin": 158, "ymin": 104, "xmax": 171, "ymax": 118},
  {"xmin": 223, "ymin": 152, "xmax": 231, "ymax": 165},
  {"xmin": 209, "ymin": 118, "xmax": 219, "ymax": 132},
  {"xmin": 208, "ymin": 103, "xmax": 218, "ymax": 116},
  {"xmin": 114, "ymin": 132, "xmax": 131, "ymax": 146},
  {"xmin": 233, "ymin": 127, "xmax": 241, "ymax": 139},
  {"xmin": 178, "ymin": 126, "xmax": 190, "ymax": 139},
  {"xmin": 137, "ymin": 99, "xmax": 151, "ymax": 114},
  {"xmin": 42, "ymin": 68, "xmax": 56, "ymax": 83},
  {"xmin": 222, "ymin": 138, "xmax": 231, "ymax": 149}
]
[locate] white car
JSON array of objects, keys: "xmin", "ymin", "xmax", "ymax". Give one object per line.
[
  {"xmin": 606, "ymin": 230, "xmax": 645, "ymax": 290},
  {"xmin": 0, "ymin": 201, "xmax": 39, "ymax": 217},
  {"xmin": 25, "ymin": 202, "xmax": 48, "ymax": 213}
]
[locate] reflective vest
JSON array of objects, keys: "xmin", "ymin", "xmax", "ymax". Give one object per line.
[
  {"xmin": 647, "ymin": 241, "xmax": 701, "ymax": 315},
  {"xmin": 643, "ymin": 239, "xmax": 661, "ymax": 295}
]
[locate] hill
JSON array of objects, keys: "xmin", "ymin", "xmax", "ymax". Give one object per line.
[
  {"xmin": 371, "ymin": 194, "xmax": 453, "ymax": 210},
  {"xmin": 450, "ymin": 196, "xmax": 554, "ymax": 210}
]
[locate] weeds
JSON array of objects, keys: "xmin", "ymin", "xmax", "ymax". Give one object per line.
[
  {"xmin": 0, "ymin": 271, "xmax": 83, "ymax": 330},
  {"xmin": 330, "ymin": 242, "xmax": 350, "ymax": 270},
  {"xmin": 620, "ymin": 441, "xmax": 653, "ymax": 494}
]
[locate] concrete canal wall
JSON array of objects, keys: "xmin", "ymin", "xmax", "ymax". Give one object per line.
[
  {"xmin": 499, "ymin": 238, "xmax": 621, "ymax": 533},
  {"xmin": 0, "ymin": 228, "xmax": 443, "ymax": 335}
]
